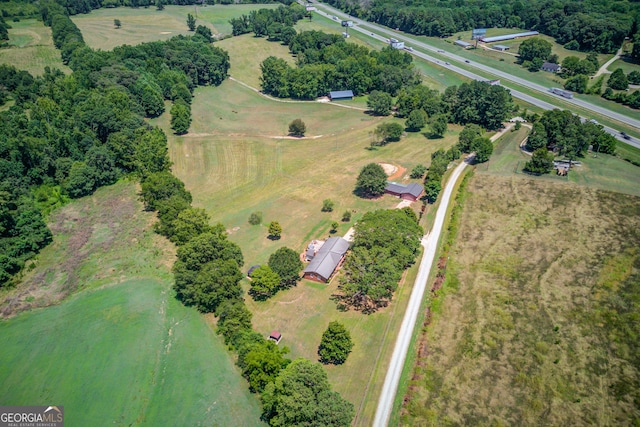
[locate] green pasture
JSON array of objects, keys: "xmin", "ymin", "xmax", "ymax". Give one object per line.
[
  {"xmin": 0, "ymin": 19, "xmax": 70, "ymax": 75},
  {"xmin": 0, "ymin": 182, "xmax": 263, "ymax": 426},
  {"xmin": 151, "ymin": 34, "xmax": 463, "ymax": 422},
  {"xmin": 0, "ymin": 278, "xmax": 263, "ymax": 426},
  {"xmin": 154, "ymin": 78, "xmax": 459, "ymax": 266},
  {"xmin": 480, "ymin": 125, "xmax": 640, "ymax": 198},
  {"xmin": 72, "ymin": 4, "xmax": 277, "ymax": 50},
  {"xmin": 606, "ymin": 57, "xmax": 640, "ymax": 75}
]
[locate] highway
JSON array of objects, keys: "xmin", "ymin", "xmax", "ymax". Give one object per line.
[{"xmin": 306, "ymin": 1, "xmax": 640, "ymax": 149}]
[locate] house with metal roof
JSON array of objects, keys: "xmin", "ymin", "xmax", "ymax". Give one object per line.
[
  {"xmin": 493, "ymin": 44, "xmax": 510, "ymax": 51},
  {"xmin": 384, "ymin": 182, "xmax": 424, "ymax": 201},
  {"xmin": 303, "ymin": 237, "xmax": 350, "ymax": 283},
  {"xmin": 329, "ymin": 90, "xmax": 354, "ymax": 100}
]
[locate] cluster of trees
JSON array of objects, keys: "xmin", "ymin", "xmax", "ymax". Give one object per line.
[
  {"xmin": 0, "ymin": 16, "xmax": 10, "ymax": 43},
  {"xmin": 229, "ymin": 3, "xmax": 305, "ymax": 39},
  {"xmin": 354, "ymin": 163, "xmax": 387, "ymax": 198},
  {"xmin": 249, "ymin": 247, "xmax": 302, "ymax": 300},
  {"xmin": 337, "ymin": 208, "xmax": 423, "ymax": 312},
  {"xmin": 518, "ymin": 37, "xmax": 552, "ymax": 71},
  {"xmin": 0, "ymin": 2, "xmax": 229, "ymax": 285},
  {"xmin": 324, "ymin": 0, "xmax": 636, "ymax": 53},
  {"xmin": 599, "ymin": 68, "xmax": 640, "ymax": 110},
  {"xmin": 422, "ymin": 146, "xmax": 461, "ymax": 203},
  {"xmin": 526, "ymin": 109, "xmax": 616, "ymax": 157},
  {"xmin": 261, "ymin": 32, "xmax": 420, "ymax": 99}
]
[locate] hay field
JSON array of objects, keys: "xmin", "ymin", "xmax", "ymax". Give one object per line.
[
  {"xmin": 0, "ymin": 19, "xmax": 70, "ymax": 75},
  {"xmin": 0, "ymin": 182, "xmax": 263, "ymax": 426},
  {"xmin": 400, "ymin": 174, "xmax": 640, "ymax": 426},
  {"xmin": 152, "ymin": 32, "xmax": 463, "ymax": 423},
  {"xmin": 72, "ymin": 4, "xmax": 277, "ymax": 50}
]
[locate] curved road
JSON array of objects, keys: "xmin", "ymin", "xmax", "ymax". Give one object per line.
[{"xmin": 306, "ymin": 1, "xmax": 640, "ymax": 149}]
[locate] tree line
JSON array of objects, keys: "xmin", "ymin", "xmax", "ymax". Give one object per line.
[
  {"xmin": 324, "ymin": 0, "xmax": 637, "ymax": 54},
  {"xmin": 0, "ymin": 1, "xmax": 229, "ymax": 286}
]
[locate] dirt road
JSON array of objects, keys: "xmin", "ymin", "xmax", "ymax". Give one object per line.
[{"xmin": 372, "ymin": 155, "xmax": 474, "ymax": 426}]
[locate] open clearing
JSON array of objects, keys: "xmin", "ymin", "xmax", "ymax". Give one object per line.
[
  {"xmin": 152, "ymin": 33, "xmax": 463, "ymax": 424},
  {"xmin": 400, "ymin": 174, "xmax": 640, "ymax": 425},
  {"xmin": 0, "ymin": 182, "xmax": 263, "ymax": 426},
  {"xmin": 72, "ymin": 4, "xmax": 277, "ymax": 50},
  {"xmin": 0, "ymin": 19, "xmax": 70, "ymax": 75},
  {"xmin": 479, "ymin": 126, "xmax": 640, "ymax": 198}
]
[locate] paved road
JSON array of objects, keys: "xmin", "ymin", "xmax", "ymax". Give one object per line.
[
  {"xmin": 306, "ymin": 1, "xmax": 640, "ymax": 148},
  {"xmin": 372, "ymin": 156, "xmax": 472, "ymax": 427}
]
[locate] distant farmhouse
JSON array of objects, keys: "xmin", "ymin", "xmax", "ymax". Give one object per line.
[
  {"xmin": 384, "ymin": 182, "xmax": 423, "ymax": 201},
  {"xmin": 541, "ymin": 62, "xmax": 562, "ymax": 73},
  {"xmin": 303, "ymin": 237, "xmax": 349, "ymax": 283},
  {"xmin": 329, "ymin": 90, "xmax": 354, "ymax": 101}
]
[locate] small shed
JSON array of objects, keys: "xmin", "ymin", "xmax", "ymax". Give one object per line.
[
  {"xmin": 269, "ymin": 331, "xmax": 282, "ymax": 344},
  {"xmin": 329, "ymin": 90, "xmax": 354, "ymax": 101},
  {"xmin": 541, "ymin": 62, "xmax": 561, "ymax": 73},
  {"xmin": 493, "ymin": 44, "xmax": 510, "ymax": 51},
  {"xmin": 454, "ymin": 40, "xmax": 472, "ymax": 49}
]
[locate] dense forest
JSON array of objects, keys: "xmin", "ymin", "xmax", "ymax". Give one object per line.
[
  {"xmin": 0, "ymin": 0, "xmax": 229, "ymax": 285},
  {"xmin": 324, "ymin": 0, "xmax": 639, "ymax": 53}
]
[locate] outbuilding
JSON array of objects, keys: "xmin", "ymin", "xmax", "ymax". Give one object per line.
[
  {"xmin": 454, "ymin": 40, "xmax": 472, "ymax": 49},
  {"xmin": 384, "ymin": 182, "xmax": 424, "ymax": 201},
  {"xmin": 479, "ymin": 31, "xmax": 539, "ymax": 43},
  {"xmin": 268, "ymin": 331, "xmax": 282, "ymax": 344},
  {"xmin": 303, "ymin": 237, "xmax": 349, "ymax": 283},
  {"xmin": 247, "ymin": 265, "xmax": 261, "ymax": 278},
  {"xmin": 493, "ymin": 44, "xmax": 510, "ymax": 51},
  {"xmin": 329, "ymin": 90, "xmax": 354, "ymax": 101}
]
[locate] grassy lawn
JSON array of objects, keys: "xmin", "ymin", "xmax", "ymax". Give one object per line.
[
  {"xmin": 479, "ymin": 125, "xmax": 640, "ymax": 198},
  {"xmin": 0, "ymin": 19, "xmax": 70, "ymax": 75},
  {"xmin": 148, "ymin": 35, "xmax": 462, "ymax": 423},
  {"xmin": 72, "ymin": 4, "xmax": 277, "ymax": 50},
  {"xmin": 400, "ymin": 174, "xmax": 640, "ymax": 425},
  {"xmin": 607, "ymin": 57, "xmax": 640, "ymax": 75},
  {"xmin": 0, "ymin": 182, "xmax": 263, "ymax": 425}
]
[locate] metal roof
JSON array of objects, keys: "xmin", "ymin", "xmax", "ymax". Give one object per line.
[
  {"xmin": 329, "ymin": 90, "xmax": 354, "ymax": 99},
  {"xmin": 303, "ymin": 237, "xmax": 349, "ymax": 281},
  {"xmin": 493, "ymin": 44, "xmax": 510, "ymax": 50},
  {"xmin": 385, "ymin": 182, "xmax": 423, "ymax": 198},
  {"xmin": 480, "ymin": 31, "xmax": 539, "ymax": 43},
  {"xmin": 454, "ymin": 40, "xmax": 472, "ymax": 47},
  {"xmin": 542, "ymin": 62, "xmax": 561, "ymax": 71}
]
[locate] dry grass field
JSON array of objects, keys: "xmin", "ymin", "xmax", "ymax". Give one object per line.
[
  {"xmin": 149, "ymin": 33, "xmax": 464, "ymax": 424},
  {"xmin": 0, "ymin": 19, "xmax": 70, "ymax": 75},
  {"xmin": 72, "ymin": 4, "xmax": 278, "ymax": 50},
  {"xmin": 400, "ymin": 174, "xmax": 640, "ymax": 426}
]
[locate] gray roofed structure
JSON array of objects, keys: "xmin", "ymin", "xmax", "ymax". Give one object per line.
[
  {"xmin": 329, "ymin": 90, "xmax": 354, "ymax": 100},
  {"xmin": 480, "ymin": 31, "xmax": 539, "ymax": 43},
  {"xmin": 303, "ymin": 237, "xmax": 349, "ymax": 282},
  {"xmin": 454, "ymin": 40, "xmax": 472, "ymax": 48},
  {"xmin": 541, "ymin": 62, "xmax": 562, "ymax": 72},
  {"xmin": 384, "ymin": 182, "xmax": 424, "ymax": 200}
]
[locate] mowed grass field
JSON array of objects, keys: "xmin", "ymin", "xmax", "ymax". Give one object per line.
[
  {"xmin": 152, "ymin": 34, "xmax": 462, "ymax": 424},
  {"xmin": 0, "ymin": 182, "xmax": 263, "ymax": 426},
  {"xmin": 72, "ymin": 4, "xmax": 278, "ymax": 50},
  {"xmin": 480, "ymin": 125, "xmax": 640, "ymax": 198},
  {"xmin": 400, "ymin": 174, "xmax": 640, "ymax": 426},
  {"xmin": 0, "ymin": 19, "xmax": 70, "ymax": 75}
]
